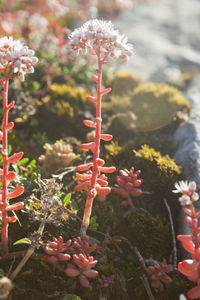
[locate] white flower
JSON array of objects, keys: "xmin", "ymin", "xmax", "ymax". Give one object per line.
[
  {"xmin": 193, "ymin": 192, "xmax": 199, "ymax": 202},
  {"xmin": 172, "ymin": 181, "xmax": 190, "ymax": 194},
  {"xmin": 66, "ymin": 19, "xmax": 133, "ymax": 63},
  {"xmin": 179, "ymin": 195, "xmax": 191, "ymax": 206},
  {"xmin": 173, "ymin": 180, "xmax": 199, "ymax": 204},
  {"xmin": 0, "ymin": 36, "xmax": 38, "ymax": 81}
]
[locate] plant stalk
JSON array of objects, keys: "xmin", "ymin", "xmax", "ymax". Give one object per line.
[{"xmin": 81, "ymin": 54, "xmax": 102, "ymax": 236}]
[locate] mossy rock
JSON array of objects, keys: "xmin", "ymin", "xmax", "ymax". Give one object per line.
[
  {"xmin": 109, "ymin": 71, "xmax": 142, "ymax": 96},
  {"xmin": 129, "ymin": 83, "xmax": 191, "ymax": 132}
]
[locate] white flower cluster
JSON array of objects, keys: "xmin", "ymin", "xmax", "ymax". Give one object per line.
[
  {"xmin": 173, "ymin": 181, "xmax": 199, "ymax": 206},
  {"xmin": 0, "ymin": 36, "xmax": 38, "ymax": 81},
  {"xmin": 66, "ymin": 19, "xmax": 133, "ymax": 63}
]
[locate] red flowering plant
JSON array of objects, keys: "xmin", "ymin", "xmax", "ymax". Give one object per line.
[
  {"xmin": 66, "ymin": 19, "xmax": 133, "ymax": 236},
  {"xmin": 172, "ymin": 180, "xmax": 200, "ymax": 299},
  {"xmin": 0, "ymin": 36, "xmax": 38, "ymax": 256},
  {"xmin": 114, "ymin": 167, "xmax": 143, "ymax": 209}
]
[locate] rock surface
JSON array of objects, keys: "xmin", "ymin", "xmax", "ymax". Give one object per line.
[
  {"xmin": 114, "ymin": 0, "xmax": 200, "ymax": 81},
  {"xmin": 114, "ymin": 0, "xmax": 200, "ymax": 185}
]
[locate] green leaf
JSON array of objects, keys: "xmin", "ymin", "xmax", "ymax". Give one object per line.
[
  {"xmin": 17, "ymin": 158, "xmax": 29, "ymax": 166},
  {"xmin": 71, "ymin": 199, "xmax": 78, "ymax": 214},
  {"xmin": 0, "ymin": 269, "xmax": 4, "ymax": 277},
  {"xmin": 89, "ymin": 216, "xmax": 99, "ymax": 230},
  {"xmin": 64, "ymin": 193, "xmax": 71, "ymax": 206},
  {"xmin": 13, "ymin": 238, "xmax": 31, "ymax": 246},
  {"xmin": 32, "ymin": 81, "xmax": 41, "ymax": 91},
  {"xmin": 29, "ymin": 159, "xmax": 36, "ymax": 167},
  {"xmin": 62, "ymin": 295, "xmax": 81, "ymax": 300}
]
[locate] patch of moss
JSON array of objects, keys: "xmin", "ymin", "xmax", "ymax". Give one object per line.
[
  {"xmin": 35, "ymin": 84, "xmax": 94, "ymax": 140},
  {"xmin": 109, "ymin": 71, "xmax": 142, "ymax": 96},
  {"xmin": 134, "ymin": 144, "xmax": 181, "ymax": 178},
  {"xmin": 129, "ymin": 83, "xmax": 190, "ymax": 132}
]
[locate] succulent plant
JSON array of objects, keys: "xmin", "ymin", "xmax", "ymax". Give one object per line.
[{"xmin": 38, "ymin": 140, "xmax": 76, "ymax": 177}]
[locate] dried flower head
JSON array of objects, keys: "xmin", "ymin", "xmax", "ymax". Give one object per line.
[
  {"xmin": 23, "ymin": 178, "xmax": 69, "ymax": 225},
  {"xmin": 173, "ymin": 181, "xmax": 199, "ymax": 206},
  {"xmin": 66, "ymin": 19, "xmax": 133, "ymax": 63},
  {"xmin": 0, "ymin": 36, "xmax": 38, "ymax": 81}
]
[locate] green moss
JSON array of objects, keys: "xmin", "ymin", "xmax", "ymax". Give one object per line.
[
  {"xmin": 125, "ymin": 211, "xmax": 171, "ymax": 261},
  {"xmin": 35, "ymin": 84, "xmax": 94, "ymax": 140},
  {"xmin": 129, "ymin": 83, "xmax": 190, "ymax": 132},
  {"xmin": 134, "ymin": 144, "xmax": 181, "ymax": 177}
]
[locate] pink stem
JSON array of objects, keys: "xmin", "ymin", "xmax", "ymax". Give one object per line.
[
  {"xmin": 1, "ymin": 69, "xmax": 9, "ymax": 255},
  {"xmin": 81, "ymin": 54, "xmax": 102, "ymax": 236}
]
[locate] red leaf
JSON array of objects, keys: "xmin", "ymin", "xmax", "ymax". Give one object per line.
[
  {"xmin": 131, "ymin": 188, "xmax": 142, "ymax": 197},
  {"xmin": 76, "ymin": 173, "xmax": 92, "ymax": 180},
  {"xmin": 96, "ymin": 158, "xmax": 105, "ymax": 166},
  {"xmin": 6, "ymin": 122, "xmax": 14, "ymax": 131},
  {"xmin": 74, "ymin": 181, "xmax": 90, "ymax": 192},
  {"xmin": 96, "ymin": 186, "xmax": 111, "ymax": 196},
  {"xmin": 8, "ymin": 216, "xmax": 17, "ymax": 223},
  {"xmin": 7, "ymin": 186, "xmax": 24, "ymax": 199},
  {"xmin": 100, "ymin": 134, "xmax": 113, "ymax": 141},
  {"xmin": 0, "ymin": 169, "xmax": 3, "ymax": 175},
  {"xmin": 187, "ymin": 286, "xmax": 200, "ymax": 299},
  {"xmin": 101, "ymin": 88, "xmax": 112, "ymax": 96},
  {"xmin": 0, "ymin": 131, "xmax": 2, "ymax": 139},
  {"xmin": 92, "ymin": 74, "xmax": 98, "ymax": 82},
  {"xmin": 6, "ymin": 202, "xmax": 24, "ymax": 211},
  {"xmin": 87, "ymin": 96, "xmax": 97, "ymax": 103},
  {"xmin": 6, "ymin": 171, "xmax": 16, "ymax": 181},
  {"xmin": 99, "ymin": 166, "xmax": 116, "ymax": 173},
  {"xmin": 83, "ymin": 120, "xmax": 96, "ymax": 128},
  {"xmin": 76, "ymin": 163, "xmax": 93, "ymax": 172},
  {"xmin": 80, "ymin": 142, "xmax": 95, "ymax": 151},
  {"xmin": 7, "ymin": 101, "xmax": 15, "ymax": 111},
  {"xmin": 8, "ymin": 152, "xmax": 23, "ymax": 163}
]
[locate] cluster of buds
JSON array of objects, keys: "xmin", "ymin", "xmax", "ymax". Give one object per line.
[
  {"xmin": 114, "ymin": 167, "xmax": 143, "ymax": 207},
  {"xmin": 64, "ymin": 254, "xmax": 98, "ymax": 288},
  {"xmin": 66, "ymin": 19, "xmax": 133, "ymax": 63},
  {"xmin": 44, "ymin": 236, "xmax": 71, "ymax": 264},
  {"xmin": 98, "ymin": 274, "xmax": 115, "ymax": 288},
  {"xmin": 173, "ymin": 181, "xmax": 200, "ymax": 299},
  {"xmin": 146, "ymin": 259, "xmax": 172, "ymax": 291},
  {"xmin": 0, "ymin": 36, "xmax": 38, "ymax": 81}
]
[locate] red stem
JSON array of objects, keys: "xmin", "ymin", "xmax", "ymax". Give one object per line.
[
  {"xmin": 190, "ymin": 203, "xmax": 199, "ymax": 253},
  {"xmin": 81, "ymin": 54, "xmax": 102, "ymax": 236},
  {"xmin": 1, "ymin": 68, "xmax": 9, "ymax": 255}
]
